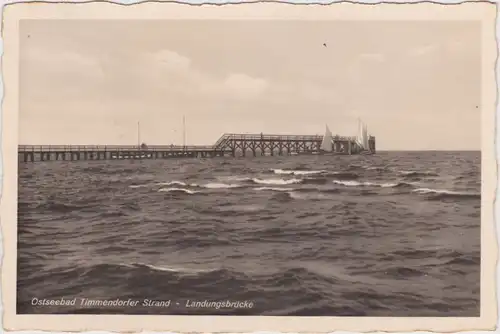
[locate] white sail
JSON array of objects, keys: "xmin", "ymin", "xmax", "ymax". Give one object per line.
[
  {"xmin": 363, "ymin": 124, "xmax": 369, "ymax": 149},
  {"xmin": 320, "ymin": 125, "xmax": 333, "ymax": 152},
  {"xmin": 357, "ymin": 119, "xmax": 365, "ymax": 150}
]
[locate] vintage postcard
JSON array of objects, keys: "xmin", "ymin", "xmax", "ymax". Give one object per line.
[{"xmin": 1, "ymin": 1, "xmax": 497, "ymax": 332}]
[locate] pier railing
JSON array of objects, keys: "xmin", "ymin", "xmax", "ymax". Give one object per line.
[
  {"xmin": 222, "ymin": 133, "xmax": 322, "ymax": 141},
  {"xmin": 220, "ymin": 133, "xmax": 358, "ymax": 141},
  {"xmin": 18, "ymin": 145, "xmax": 217, "ymax": 152},
  {"xmin": 19, "ymin": 134, "xmax": 365, "ymax": 153}
]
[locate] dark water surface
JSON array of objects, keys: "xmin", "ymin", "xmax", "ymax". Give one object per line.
[{"xmin": 17, "ymin": 151, "xmax": 481, "ymax": 316}]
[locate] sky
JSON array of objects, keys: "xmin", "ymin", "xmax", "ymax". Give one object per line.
[{"xmin": 19, "ymin": 20, "xmax": 481, "ymax": 150}]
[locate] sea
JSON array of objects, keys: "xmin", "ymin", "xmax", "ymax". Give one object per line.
[{"xmin": 17, "ymin": 151, "xmax": 481, "ymax": 316}]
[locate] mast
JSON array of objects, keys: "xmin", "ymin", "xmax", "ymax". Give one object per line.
[
  {"xmin": 137, "ymin": 121, "xmax": 141, "ymax": 147},
  {"xmin": 362, "ymin": 123, "xmax": 365, "ymax": 149},
  {"xmin": 182, "ymin": 115, "xmax": 186, "ymax": 147},
  {"xmin": 364, "ymin": 124, "xmax": 370, "ymax": 149},
  {"xmin": 357, "ymin": 118, "xmax": 364, "ymax": 149}
]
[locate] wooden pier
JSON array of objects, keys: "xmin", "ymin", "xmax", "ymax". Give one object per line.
[{"xmin": 18, "ymin": 133, "xmax": 376, "ymax": 163}]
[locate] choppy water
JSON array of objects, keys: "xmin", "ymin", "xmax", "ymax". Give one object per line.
[{"xmin": 17, "ymin": 151, "xmax": 480, "ymax": 316}]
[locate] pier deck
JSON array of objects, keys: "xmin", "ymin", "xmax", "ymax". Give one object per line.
[{"xmin": 19, "ymin": 133, "xmax": 376, "ymax": 162}]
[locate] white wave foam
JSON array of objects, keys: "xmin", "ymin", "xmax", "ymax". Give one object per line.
[
  {"xmin": 200, "ymin": 183, "xmax": 243, "ymax": 189},
  {"xmin": 253, "ymin": 178, "xmax": 302, "ymax": 185},
  {"xmin": 332, "ymin": 180, "xmax": 364, "ymax": 187},
  {"xmin": 129, "ymin": 262, "xmax": 216, "ymax": 274},
  {"xmin": 272, "ymin": 169, "xmax": 325, "ymax": 176},
  {"xmin": 156, "ymin": 181, "xmax": 187, "ymax": 187},
  {"xmin": 158, "ymin": 187, "xmax": 199, "ymax": 194},
  {"xmin": 380, "ymin": 182, "xmax": 400, "ymax": 188},
  {"xmin": 288, "ymin": 191, "xmax": 326, "ymax": 200},
  {"xmin": 412, "ymin": 188, "xmax": 478, "ymax": 196},
  {"xmin": 366, "ymin": 166, "xmax": 386, "ymax": 171},
  {"xmin": 128, "ymin": 184, "xmax": 149, "ymax": 189},
  {"xmin": 332, "ymin": 180, "xmax": 402, "ymax": 188},
  {"xmin": 255, "ymin": 187, "xmax": 293, "ymax": 192},
  {"xmin": 216, "ymin": 175, "xmax": 251, "ymax": 182},
  {"xmin": 217, "ymin": 204, "xmax": 265, "ymax": 212}
]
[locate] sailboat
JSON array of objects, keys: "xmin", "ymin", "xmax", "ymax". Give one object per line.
[
  {"xmin": 319, "ymin": 125, "xmax": 334, "ymax": 155},
  {"xmin": 357, "ymin": 119, "xmax": 373, "ymax": 155}
]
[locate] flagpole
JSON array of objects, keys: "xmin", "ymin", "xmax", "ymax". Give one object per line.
[
  {"xmin": 137, "ymin": 121, "xmax": 140, "ymax": 147},
  {"xmin": 182, "ymin": 115, "xmax": 186, "ymax": 148}
]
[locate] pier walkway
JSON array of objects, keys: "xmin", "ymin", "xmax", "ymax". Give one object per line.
[{"xmin": 18, "ymin": 133, "xmax": 376, "ymax": 162}]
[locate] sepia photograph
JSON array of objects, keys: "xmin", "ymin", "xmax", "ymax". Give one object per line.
[{"xmin": 2, "ymin": 1, "xmax": 497, "ymax": 332}]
